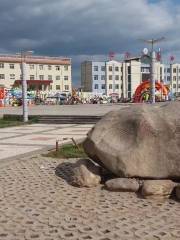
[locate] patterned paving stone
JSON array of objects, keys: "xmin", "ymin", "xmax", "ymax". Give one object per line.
[{"xmin": 0, "ymin": 156, "xmax": 179, "ymax": 239}]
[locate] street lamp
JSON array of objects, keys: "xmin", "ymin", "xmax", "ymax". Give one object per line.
[
  {"xmin": 140, "ymin": 37, "xmax": 165, "ymax": 103},
  {"xmin": 17, "ymin": 50, "xmax": 34, "ymax": 122}
]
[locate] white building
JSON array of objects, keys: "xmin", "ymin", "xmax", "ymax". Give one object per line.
[
  {"xmin": 81, "ymin": 57, "xmax": 164, "ymax": 99},
  {"xmin": 0, "ymin": 54, "xmax": 72, "ymax": 93},
  {"xmin": 164, "ymin": 63, "xmax": 180, "ymax": 96}
]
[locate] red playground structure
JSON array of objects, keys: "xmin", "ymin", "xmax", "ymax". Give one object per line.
[{"xmin": 133, "ymin": 81, "xmax": 169, "ymax": 103}]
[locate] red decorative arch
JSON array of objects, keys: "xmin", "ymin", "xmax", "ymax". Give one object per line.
[{"xmin": 133, "ymin": 81, "xmax": 169, "ymax": 103}]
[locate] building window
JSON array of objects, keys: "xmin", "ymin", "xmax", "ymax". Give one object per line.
[
  {"xmin": 109, "ymin": 75, "xmax": 112, "ymax": 80},
  {"xmin": 173, "ymin": 84, "xmax": 176, "ymax": 88},
  {"xmin": 10, "ymin": 74, "xmax": 15, "ymax": 80},
  {"xmin": 109, "ymin": 66, "xmax": 112, "ymax": 71},
  {"xmin": 173, "ymin": 76, "xmax": 176, "ymax": 81},
  {"xmin": 101, "ymin": 84, "xmax": 105, "ymax": 89},
  {"xmin": 56, "ymin": 85, "xmax": 61, "ymax": 90},
  {"xmin": 128, "ymin": 66, "xmax": 131, "ymax": 74},
  {"xmin": 101, "ymin": 66, "xmax": 105, "ymax": 71},
  {"xmin": 128, "ymin": 75, "xmax": 131, "ymax": 91},
  {"xmin": 109, "ymin": 84, "xmax": 112, "ymax": 89},
  {"xmin": 64, "ymin": 76, "xmax": 68, "ymax": 81},
  {"xmin": 167, "ymin": 68, "xmax": 170, "ymax": 73},
  {"xmin": 49, "ymin": 85, "xmax": 52, "ymax": 90},
  {"xmin": 115, "ymin": 75, "xmax": 119, "ymax": 80},
  {"xmin": 0, "ymin": 63, "xmax": 4, "ymax": 68},
  {"xmin": 167, "ymin": 76, "xmax": 170, "ymax": 81},
  {"xmin": 115, "ymin": 84, "xmax": 119, "ymax": 89},
  {"xmin": 56, "ymin": 76, "xmax": 60, "ymax": 80},
  {"xmin": 141, "ymin": 67, "xmax": 150, "ymax": 73},
  {"xmin": 65, "ymin": 85, "xmax": 69, "ymax": 90},
  {"xmin": 115, "ymin": 66, "xmax": 119, "ymax": 71},
  {"xmin": 39, "ymin": 65, "xmax": 44, "ymax": 70},
  {"xmin": 48, "ymin": 75, "xmax": 52, "ymax": 80},
  {"xmin": 178, "ymin": 84, "xmax": 180, "ymax": 88},
  {"xmin": 94, "ymin": 84, "xmax": 98, "ymax": 89},
  {"xmin": 30, "ymin": 64, "xmax": 34, "ymax": 70},
  {"xmin": 30, "ymin": 75, "xmax": 35, "ymax": 80},
  {"xmin": 39, "ymin": 75, "xmax": 44, "ymax": 80},
  {"xmin": 9, "ymin": 64, "xmax": 14, "ymax": 69},
  {"xmin": 64, "ymin": 65, "xmax": 68, "ymax": 71},
  {"xmin": 94, "ymin": 75, "xmax": 98, "ymax": 80},
  {"xmin": 173, "ymin": 68, "xmax": 176, "ymax": 73},
  {"xmin": 101, "ymin": 75, "xmax": 105, "ymax": 80},
  {"xmin": 94, "ymin": 66, "xmax": 98, "ymax": 71},
  {"xmin": 56, "ymin": 65, "xmax": 60, "ymax": 71},
  {"xmin": 0, "ymin": 74, "xmax": 5, "ymax": 80},
  {"xmin": 48, "ymin": 65, "xmax": 52, "ymax": 70}
]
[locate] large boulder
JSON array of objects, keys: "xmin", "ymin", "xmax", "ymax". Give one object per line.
[{"xmin": 83, "ymin": 102, "xmax": 180, "ymax": 179}]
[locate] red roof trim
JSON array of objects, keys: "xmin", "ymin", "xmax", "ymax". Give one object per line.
[{"xmin": 14, "ymin": 80, "xmax": 53, "ymax": 85}]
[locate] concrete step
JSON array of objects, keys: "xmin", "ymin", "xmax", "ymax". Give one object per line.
[{"xmin": 38, "ymin": 115, "xmax": 102, "ymax": 124}]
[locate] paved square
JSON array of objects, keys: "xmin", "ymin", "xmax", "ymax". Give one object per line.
[
  {"xmin": 0, "ymin": 122, "xmax": 179, "ymax": 239},
  {"xmin": 0, "ymin": 124, "xmax": 92, "ymax": 160},
  {"xmin": 0, "ymin": 156, "xmax": 178, "ymax": 240}
]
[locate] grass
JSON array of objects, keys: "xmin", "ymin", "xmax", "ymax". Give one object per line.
[
  {"xmin": 0, "ymin": 119, "xmax": 24, "ymax": 128},
  {"xmin": 0, "ymin": 116, "xmax": 38, "ymax": 128},
  {"xmin": 44, "ymin": 143, "xmax": 87, "ymax": 159}
]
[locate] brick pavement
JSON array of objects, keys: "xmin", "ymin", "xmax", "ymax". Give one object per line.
[{"xmin": 0, "ymin": 155, "xmax": 179, "ymax": 240}]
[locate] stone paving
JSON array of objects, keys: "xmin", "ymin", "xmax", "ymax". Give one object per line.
[
  {"xmin": 0, "ymin": 104, "xmax": 130, "ymax": 116},
  {"xmin": 0, "ymin": 155, "xmax": 179, "ymax": 240},
  {"xmin": 0, "ymin": 124, "xmax": 93, "ymax": 160},
  {"xmin": 0, "ymin": 123, "xmax": 180, "ymax": 239}
]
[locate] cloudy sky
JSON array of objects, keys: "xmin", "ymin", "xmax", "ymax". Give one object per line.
[{"xmin": 0, "ymin": 0, "xmax": 179, "ymax": 86}]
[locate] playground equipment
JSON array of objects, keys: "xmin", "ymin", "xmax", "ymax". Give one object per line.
[{"xmin": 133, "ymin": 81, "xmax": 169, "ymax": 103}]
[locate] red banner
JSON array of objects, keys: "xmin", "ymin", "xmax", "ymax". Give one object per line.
[{"xmin": 0, "ymin": 88, "xmax": 5, "ymax": 99}]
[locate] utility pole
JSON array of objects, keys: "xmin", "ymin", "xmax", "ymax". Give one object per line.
[
  {"xmin": 140, "ymin": 37, "xmax": 165, "ymax": 103},
  {"xmin": 17, "ymin": 50, "xmax": 34, "ymax": 122}
]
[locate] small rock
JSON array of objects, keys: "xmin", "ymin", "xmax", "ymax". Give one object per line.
[
  {"xmin": 105, "ymin": 178, "xmax": 140, "ymax": 192},
  {"xmin": 141, "ymin": 180, "xmax": 176, "ymax": 199},
  {"xmin": 175, "ymin": 185, "xmax": 180, "ymax": 200},
  {"xmin": 71, "ymin": 159, "xmax": 101, "ymax": 188}
]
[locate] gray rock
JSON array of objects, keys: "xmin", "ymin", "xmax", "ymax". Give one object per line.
[
  {"xmin": 71, "ymin": 159, "xmax": 101, "ymax": 187},
  {"xmin": 105, "ymin": 178, "xmax": 139, "ymax": 192},
  {"xmin": 83, "ymin": 102, "xmax": 180, "ymax": 179},
  {"xmin": 175, "ymin": 185, "xmax": 180, "ymax": 200},
  {"xmin": 141, "ymin": 180, "xmax": 176, "ymax": 199}
]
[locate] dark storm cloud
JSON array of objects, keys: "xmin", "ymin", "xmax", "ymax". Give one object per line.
[{"xmin": 0, "ymin": 0, "xmax": 179, "ymax": 85}]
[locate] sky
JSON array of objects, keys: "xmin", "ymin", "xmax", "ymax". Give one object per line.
[{"xmin": 0, "ymin": 0, "xmax": 180, "ymax": 86}]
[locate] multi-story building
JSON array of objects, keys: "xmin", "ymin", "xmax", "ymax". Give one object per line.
[
  {"xmin": 81, "ymin": 61, "xmax": 106, "ymax": 95},
  {"xmin": 0, "ymin": 54, "xmax": 72, "ymax": 93},
  {"xmin": 106, "ymin": 60, "xmax": 123, "ymax": 97},
  {"xmin": 81, "ymin": 57, "xmax": 164, "ymax": 99},
  {"xmin": 164, "ymin": 63, "xmax": 180, "ymax": 96}
]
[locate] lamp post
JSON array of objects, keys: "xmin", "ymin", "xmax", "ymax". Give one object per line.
[
  {"xmin": 17, "ymin": 50, "xmax": 34, "ymax": 122},
  {"xmin": 140, "ymin": 37, "xmax": 165, "ymax": 103}
]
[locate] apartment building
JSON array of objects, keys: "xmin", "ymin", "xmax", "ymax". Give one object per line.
[
  {"xmin": 81, "ymin": 61, "xmax": 106, "ymax": 95},
  {"xmin": 81, "ymin": 57, "xmax": 164, "ymax": 99},
  {"xmin": 164, "ymin": 63, "xmax": 180, "ymax": 96},
  {"xmin": 106, "ymin": 60, "xmax": 123, "ymax": 97},
  {"xmin": 0, "ymin": 54, "xmax": 72, "ymax": 93}
]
